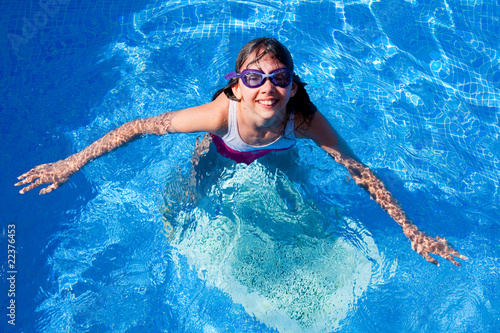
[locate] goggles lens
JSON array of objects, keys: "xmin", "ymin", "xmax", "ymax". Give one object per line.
[{"xmin": 225, "ymin": 68, "xmax": 293, "ymax": 88}]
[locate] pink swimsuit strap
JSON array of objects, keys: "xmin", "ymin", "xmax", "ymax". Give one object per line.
[{"xmin": 210, "ymin": 134, "xmax": 293, "ymax": 164}]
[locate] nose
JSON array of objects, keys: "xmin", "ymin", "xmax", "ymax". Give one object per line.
[{"xmin": 260, "ymin": 76, "xmax": 276, "ymax": 92}]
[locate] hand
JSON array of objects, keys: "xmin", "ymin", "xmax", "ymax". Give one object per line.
[
  {"xmin": 403, "ymin": 224, "xmax": 468, "ymax": 266},
  {"xmin": 15, "ymin": 159, "xmax": 78, "ymax": 195}
]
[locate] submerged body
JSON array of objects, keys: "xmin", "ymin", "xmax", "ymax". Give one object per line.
[{"xmin": 16, "ymin": 37, "xmax": 466, "ymax": 267}]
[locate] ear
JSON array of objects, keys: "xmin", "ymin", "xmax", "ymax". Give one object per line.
[
  {"xmin": 290, "ymin": 82, "xmax": 298, "ymax": 97},
  {"xmin": 231, "ymin": 83, "xmax": 242, "ymax": 100}
]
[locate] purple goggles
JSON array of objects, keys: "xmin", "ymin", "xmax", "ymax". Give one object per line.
[{"xmin": 225, "ymin": 68, "xmax": 293, "ymax": 88}]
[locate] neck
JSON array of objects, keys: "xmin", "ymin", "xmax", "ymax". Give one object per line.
[{"xmin": 237, "ymin": 104, "xmax": 288, "ymax": 145}]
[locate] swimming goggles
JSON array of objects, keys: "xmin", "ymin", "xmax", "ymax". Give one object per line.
[{"xmin": 224, "ymin": 68, "xmax": 293, "ymax": 88}]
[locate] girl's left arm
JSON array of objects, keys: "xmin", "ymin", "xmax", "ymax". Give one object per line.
[{"xmin": 297, "ymin": 111, "xmax": 467, "ymax": 266}]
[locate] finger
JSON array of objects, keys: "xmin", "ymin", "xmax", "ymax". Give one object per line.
[
  {"xmin": 15, "ymin": 179, "xmax": 27, "ymax": 187},
  {"xmin": 17, "ymin": 165, "xmax": 43, "ymax": 180},
  {"xmin": 421, "ymin": 252, "xmax": 439, "ymax": 266},
  {"xmin": 15, "ymin": 176, "xmax": 36, "ymax": 187},
  {"xmin": 435, "ymin": 236, "xmax": 450, "ymax": 246},
  {"xmin": 442, "ymin": 248, "xmax": 468, "ymax": 266},
  {"xmin": 17, "ymin": 170, "xmax": 34, "ymax": 180},
  {"xmin": 436, "ymin": 238, "xmax": 468, "ymax": 261},
  {"xmin": 446, "ymin": 247, "xmax": 467, "ymax": 259},
  {"xmin": 436, "ymin": 250, "xmax": 461, "ymax": 267},
  {"xmin": 19, "ymin": 178, "xmax": 45, "ymax": 194},
  {"xmin": 40, "ymin": 183, "xmax": 59, "ymax": 195},
  {"xmin": 19, "ymin": 182, "xmax": 40, "ymax": 194},
  {"xmin": 447, "ymin": 256, "xmax": 461, "ymax": 267},
  {"xmin": 442, "ymin": 247, "xmax": 468, "ymax": 263},
  {"xmin": 16, "ymin": 172, "xmax": 42, "ymax": 186}
]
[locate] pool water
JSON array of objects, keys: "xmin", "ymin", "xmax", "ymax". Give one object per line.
[{"xmin": 1, "ymin": 0, "xmax": 499, "ymax": 332}]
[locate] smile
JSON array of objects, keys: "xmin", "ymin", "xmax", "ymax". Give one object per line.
[{"xmin": 257, "ymin": 99, "xmax": 278, "ymax": 106}]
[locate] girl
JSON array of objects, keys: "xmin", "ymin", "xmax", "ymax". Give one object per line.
[{"xmin": 16, "ymin": 37, "xmax": 467, "ymax": 267}]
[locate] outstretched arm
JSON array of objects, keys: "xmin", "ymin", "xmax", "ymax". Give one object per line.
[
  {"xmin": 16, "ymin": 93, "xmax": 231, "ymax": 194},
  {"xmin": 330, "ymin": 152, "xmax": 467, "ymax": 266},
  {"xmin": 297, "ymin": 111, "xmax": 467, "ymax": 266},
  {"xmin": 16, "ymin": 113, "xmax": 175, "ymax": 194}
]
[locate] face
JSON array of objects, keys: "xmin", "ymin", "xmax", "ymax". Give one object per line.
[{"xmin": 232, "ymin": 51, "xmax": 297, "ymax": 124}]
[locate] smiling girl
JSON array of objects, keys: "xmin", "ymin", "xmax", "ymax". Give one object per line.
[{"xmin": 16, "ymin": 37, "xmax": 467, "ymax": 266}]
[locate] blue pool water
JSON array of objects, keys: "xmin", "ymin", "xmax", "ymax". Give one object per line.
[{"xmin": 1, "ymin": 0, "xmax": 499, "ymax": 332}]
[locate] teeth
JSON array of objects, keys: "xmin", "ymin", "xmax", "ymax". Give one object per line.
[{"xmin": 259, "ymin": 100, "xmax": 275, "ymax": 106}]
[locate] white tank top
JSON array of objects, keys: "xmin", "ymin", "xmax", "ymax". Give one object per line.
[
  {"xmin": 210, "ymin": 100, "xmax": 296, "ymax": 164},
  {"xmin": 222, "ymin": 100, "xmax": 296, "ymax": 152}
]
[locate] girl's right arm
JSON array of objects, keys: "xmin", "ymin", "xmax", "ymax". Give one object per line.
[{"xmin": 16, "ymin": 94, "xmax": 229, "ymax": 194}]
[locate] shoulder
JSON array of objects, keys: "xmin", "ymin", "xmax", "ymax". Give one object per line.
[
  {"xmin": 209, "ymin": 93, "xmax": 230, "ymax": 136},
  {"xmin": 294, "ymin": 111, "xmax": 361, "ymax": 161},
  {"xmin": 294, "ymin": 110, "xmax": 338, "ymax": 147},
  {"xmin": 169, "ymin": 93, "xmax": 229, "ymax": 135}
]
